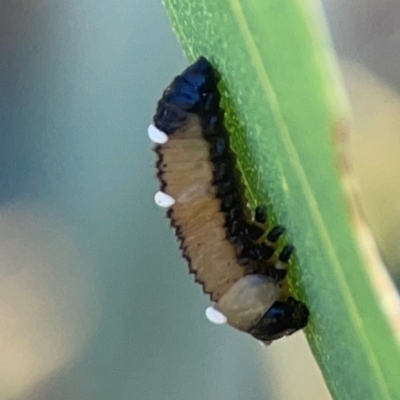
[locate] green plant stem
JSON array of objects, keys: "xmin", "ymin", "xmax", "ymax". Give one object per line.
[{"xmin": 162, "ymin": 0, "xmax": 400, "ymax": 398}]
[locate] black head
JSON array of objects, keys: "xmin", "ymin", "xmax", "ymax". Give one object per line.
[
  {"xmin": 153, "ymin": 101, "xmax": 188, "ymax": 135},
  {"xmin": 153, "ymin": 57, "xmax": 219, "ymax": 134},
  {"xmin": 182, "ymin": 56, "xmax": 219, "ymax": 94},
  {"xmin": 250, "ymin": 297, "xmax": 309, "ymax": 342}
]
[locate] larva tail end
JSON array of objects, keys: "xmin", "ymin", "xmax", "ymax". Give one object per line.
[{"xmin": 250, "ymin": 297, "xmax": 309, "ymax": 342}]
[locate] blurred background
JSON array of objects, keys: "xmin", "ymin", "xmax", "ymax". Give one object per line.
[{"xmin": 0, "ymin": 1, "xmax": 398, "ymax": 399}]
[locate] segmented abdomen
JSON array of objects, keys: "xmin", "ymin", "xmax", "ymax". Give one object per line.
[{"xmin": 155, "ymin": 113, "xmax": 246, "ymax": 301}]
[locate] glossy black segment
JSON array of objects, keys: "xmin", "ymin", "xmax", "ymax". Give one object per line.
[
  {"xmin": 254, "ymin": 205, "xmax": 267, "ymax": 223},
  {"xmin": 279, "ymin": 245, "xmax": 295, "ymax": 262},
  {"xmin": 250, "ymin": 297, "xmax": 309, "ymax": 342},
  {"xmin": 162, "ymin": 76, "xmax": 204, "ymax": 111},
  {"xmin": 267, "ymin": 225, "xmax": 285, "ymax": 242},
  {"xmin": 154, "ymin": 102, "xmax": 189, "ymax": 135},
  {"xmin": 182, "ymin": 56, "xmax": 218, "ymax": 92},
  {"xmin": 154, "ymin": 57, "xmax": 219, "ymax": 134},
  {"xmin": 181, "ymin": 72, "xmax": 211, "ymax": 92}
]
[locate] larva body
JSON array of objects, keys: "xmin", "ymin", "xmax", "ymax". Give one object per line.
[{"xmin": 149, "ymin": 57, "xmax": 308, "ymax": 343}]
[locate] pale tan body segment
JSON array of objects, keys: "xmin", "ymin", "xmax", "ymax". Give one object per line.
[{"xmin": 157, "ymin": 115, "xmax": 245, "ymax": 302}]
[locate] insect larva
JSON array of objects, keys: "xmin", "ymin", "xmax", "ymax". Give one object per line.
[{"xmin": 148, "ymin": 57, "xmax": 309, "ymax": 343}]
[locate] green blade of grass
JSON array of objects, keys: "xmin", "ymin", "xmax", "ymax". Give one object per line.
[{"xmin": 162, "ymin": 0, "xmax": 400, "ymax": 398}]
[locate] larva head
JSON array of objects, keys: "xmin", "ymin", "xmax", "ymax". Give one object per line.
[
  {"xmin": 250, "ymin": 297, "xmax": 309, "ymax": 343},
  {"xmin": 154, "ymin": 57, "xmax": 219, "ymax": 134},
  {"xmin": 214, "ymin": 275, "xmax": 279, "ymax": 332}
]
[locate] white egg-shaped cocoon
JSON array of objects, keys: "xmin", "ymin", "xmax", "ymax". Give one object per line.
[
  {"xmin": 205, "ymin": 306, "xmax": 227, "ymax": 325},
  {"xmin": 154, "ymin": 191, "xmax": 175, "ymax": 208},
  {"xmin": 148, "ymin": 124, "xmax": 168, "ymax": 144}
]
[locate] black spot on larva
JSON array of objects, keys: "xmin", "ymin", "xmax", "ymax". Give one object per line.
[
  {"xmin": 267, "ymin": 225, "xmax": 285, "ymax": 242},
  {"xmin": 255, "ymin": 205, "xmax": 267, "ymax": 224},
  {"xmin": 152, "ymin": 56, "xmax": 308, "ymax": 342},
  {"xmin": 279, "ymin": 245, "xmax": 295, "ymax": 262}
]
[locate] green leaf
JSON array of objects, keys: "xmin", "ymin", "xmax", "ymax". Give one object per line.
[{"xmin": 162, "ymin": 0, "xmax": 400, "ymax": 399}]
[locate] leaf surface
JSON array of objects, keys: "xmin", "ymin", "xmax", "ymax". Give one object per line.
[{"xmin": 162, "ymin": 1, "xmax": 400, "ymax": 398}]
